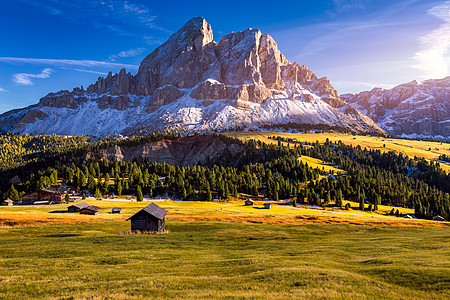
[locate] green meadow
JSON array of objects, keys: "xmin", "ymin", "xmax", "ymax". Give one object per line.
[{"xmin": 0, "ymin": 219, "xmax": 449, "ymax": 299}]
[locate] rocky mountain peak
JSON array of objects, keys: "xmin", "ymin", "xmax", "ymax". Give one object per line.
[{"xmin": 0, "ymin": 16, "xmax": 384, "ymax": 136}]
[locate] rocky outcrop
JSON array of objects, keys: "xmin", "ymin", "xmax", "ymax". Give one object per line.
[
  {"xmin": 88, "ymin": 135, "xmax": 243, "ymax": 166},
  {"xmin": 149, "ymin": 85, "xmax": 184, "ymax": 107},
  {"xmin": 135, "ymin": 17, "xmax": 217, "ymax": 95},
  {"xmin": 39, "ymin": 91, "xmax": 87, "ymax": 109},
  {"xmin": 342, "ymin": 77, "xmax": 450, "ymax": 137},
  {"xmin": 190, "ymin": 80, "xmax": 272, "ymax": 104},
  {"xmin": 97, "ymin": 95, "xmax": 131, "ymax": 110},
  {"xmin": 19, "ymin": 109, "xmax": 48, "ymax": 124}
]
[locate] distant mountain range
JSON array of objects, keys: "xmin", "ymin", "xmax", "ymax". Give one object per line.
[
  {"xmin": 0, "ymin": 17, "xmax": 448, "ymax": 138},
  {"xmin": 0, "ymin": 17, "xmax": 381, "ymax": 136},
  {"xmin": 341, "ymin": 77, "xmax": 450, "ymax": 139}
]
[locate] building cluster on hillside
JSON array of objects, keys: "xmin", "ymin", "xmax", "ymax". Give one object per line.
[{"xmin": 22, "ymin": 186, "xmax": 71, "ymax": 205}]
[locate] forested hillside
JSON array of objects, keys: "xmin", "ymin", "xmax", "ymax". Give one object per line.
[{"xmin": 1, "ymin": 133, "xmax": 449, "ymax": 220}]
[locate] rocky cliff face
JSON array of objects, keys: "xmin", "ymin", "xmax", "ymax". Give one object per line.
[
  {"xmin": 86, "ymin": 135, "xmax": 242, "ymax": 166},
  {"xmin": 0, "ymin": 17, "xmax": 382, "ymax": 136},
  {"xmin": 341, "ymin": 77, "xmax": 450, "ymax": 138}
]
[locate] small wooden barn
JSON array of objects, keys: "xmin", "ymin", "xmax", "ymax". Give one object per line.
[
  {"xmin": 79, "ymin": 205, "xmax": 101, "ymax": 215},
  {"xmin": 1, "ymin": 199, "xmax": 14, "ymax": 206},
  {"xmin": 263, "ymin": 203, "xmax": 272, "ymax": 209},
  {"xmin": 245, "ymin": 199, "xmax": 255, "ymax": 206},
  {"xmin": 111, "ymin": 207, "xmax": 122, "ymax": 214},
  {"xmin": 68, "ymin": 202, "xmax": 89, "ymax": 212},
  {"xmin": 127, "ymin": 203, "xmax": 168, "ymax": 232}
]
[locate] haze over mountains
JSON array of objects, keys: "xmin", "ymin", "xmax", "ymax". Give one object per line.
[{"xmin": 0, "ymin": 17, "xmax": 448, "ymax": 138}]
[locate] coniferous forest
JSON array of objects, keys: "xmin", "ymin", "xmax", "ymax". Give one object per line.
[{"xmin": 1, "ymin": 133, "xmax": 449, "ymax": 220}]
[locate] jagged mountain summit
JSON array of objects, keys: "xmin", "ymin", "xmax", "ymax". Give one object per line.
[
  {"xmin": 0, "ymin": 17, "xmax": 381, "ymax": 136},
  {"xmin": 341, "ymin": 77, "xmax": 450, "ymax": 138}
]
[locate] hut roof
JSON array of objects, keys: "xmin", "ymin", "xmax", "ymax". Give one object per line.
[
  {"xmin": 80, "ymin": 205, "xmax": 101, "ymax": 212},
  {"xmin": 3, "ymin": 199, "xmax": 13, "ymax": 203},
  {"xmin": 70, "ymin": 202, "xmax": 89, "ymax": 209},
  {"xmin": 42, "ymin": 186, "xmax": 69, "ymax": 194},
  {"xmin": 127, "ymin": 203, "xmax": 168, "ymax": 221},
  {"xmin": 85, "ymin": 205, "xmax": 101, "ymax": 211}
]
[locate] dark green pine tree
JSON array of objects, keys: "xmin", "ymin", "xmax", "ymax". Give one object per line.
[
  {"xmin": 8, "ymin": 185, "xmax": 20, "ymax": 202},
  {"xmin": 117, "ymin": 180, "xmax": 123, "ymax": 196},
  {"xmin": 94, "ymin": 187, "xmax": 102, "ymax": 200},
  {"xmin": 136, "ymin": 185, "xmax": 143, "ymax": 202}
]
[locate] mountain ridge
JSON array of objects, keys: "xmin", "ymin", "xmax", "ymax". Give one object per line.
[
  {"xmin": 341, "ymin": 76, "xmax": 450, "ymax": 138},
  {"xmin": 0, "ymin": 17, "xmax": 382, "ymax": 136}
]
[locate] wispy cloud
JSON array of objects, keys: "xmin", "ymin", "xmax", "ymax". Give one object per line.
[
  {"xmin": 108, "ymin": 47, "xmax": 146, "ymax": 61},
  {"xmin": 13, "ymin": 68, "xmax": 54, "ymax": 85},
  {"xmin": 331, "ymin": 0, "xmax": 368, "ymax": 13},
  {"xmin": 143, "ymin": 36, "xmax": 165, "ymax": 46},
  {"xmin": 18, "ymin": 0, "xmax": 169, "ymax": 37},
  {"xmin": 0, "ymin": 86, "xmax": 7, "ymax": 92},
  {"xmin": 414, "ymin": 1, "xmax": 450, "ymax": 78},
  {"xmin": 60, "ymin": 67, "xmax": 108, "ymax": 76},
  {"xmin": 0, "ymin": 57, "xmax": 138, "ymax": 70}
]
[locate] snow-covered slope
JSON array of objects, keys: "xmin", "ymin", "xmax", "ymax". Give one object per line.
[
  {"xmin": 341, "ymin": 77, "xmax": 450, "ymax": 138},
  {"xmin": 0, "ymin": 17, "xmax": 382, "ymax": 136}
]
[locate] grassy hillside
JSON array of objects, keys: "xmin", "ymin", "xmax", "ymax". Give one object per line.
[
  {"xmin": 0, "ymin": 209, "xmax": 448, "ymax": 299},
  {"xmin": 224, "ymin": 132, "xmax": 450, "ymax": 173}
]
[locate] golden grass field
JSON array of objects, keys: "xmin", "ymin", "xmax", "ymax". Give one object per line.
[
  {"xmin": 223, "ymin": 131, "xmax": 450, "ymax": 173},
  {"xmin": 0, "ymin": 199, "xmax": 445, "ymax": 229},
  {"xmin": 0, "ymin": 200, "xmax": 448, "ymax": 299}
]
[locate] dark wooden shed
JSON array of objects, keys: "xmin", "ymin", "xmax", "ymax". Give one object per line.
[
  {"xmin": 263, "ymin": 203, "xmax": 272, "ymax": 209},
  {"xmin": 111, "ymin": 207, "xmax": 122, "ymax": 214},
  {"xmin": 127, "ymin": 203, "xmax": 168, "ymax": 232},
  {"xmin": 245, "ymin": 199, "xmax": 255, "ymax": 206},
  {"xmin": 68, "ymin": 202, "xmax": 89, "ymax": 212},
  {"xmin": 79, "ymin": 205, "xmax": 101, "ymax": 215}
]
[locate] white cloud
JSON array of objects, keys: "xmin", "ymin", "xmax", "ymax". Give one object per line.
[
  {"xmin": 60, "ymin": 67, "xmax": 108, "ymax": 76},
  {"xmin": 0, "ymin": 57, "xmax": 139, "ymax": 70},
  {"xmin": 13, "ymin": 68, "xmax": 54, "ymax": 85},
  {"xmin": 414, "ymin": 1, "xmax": 450, "ymax": 78},
  {"xmin": 108, "ymin": 47, "xmax": 146, "ymax": 61},
  {"xmin": 0, "ymin": 86, "xmax": 6, "ymax": 92}
]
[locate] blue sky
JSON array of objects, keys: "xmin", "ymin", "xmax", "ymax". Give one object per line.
[{"xmin": 0, "ymin": 0, "xmax": 449, "ymax": 113}]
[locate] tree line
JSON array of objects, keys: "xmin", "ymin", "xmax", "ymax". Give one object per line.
[{"xmin": 2, "ymin": 134, "xmax": 449, "ymax": 220}]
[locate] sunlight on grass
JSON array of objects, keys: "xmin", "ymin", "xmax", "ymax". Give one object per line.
[{"xmin": 224, "ymin": 131, "xmax": 450, "ymax": 173}]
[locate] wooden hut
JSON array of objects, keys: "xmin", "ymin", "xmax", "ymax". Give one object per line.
[
  {"xmin": 79, "ymin": 205, "xmax": 101, "ymax": 215},
  {"xmin": 1, "ymin": 199, "xmax": 14, "ymax": 206},
  {"xmin": 263, "ymin": 203, "xmax": 272, "ymax": 209},
  {"xmin": 111, "ymin": 207, "xmax": 122, "ymax": 214},
  {"xmin": 245, "ymin": 199, "xmax": 255, "ymax": 206},
  {"xmin": 68, "ymin": 202, "xmax": 89, "ymax": 212},
  {"xmin": 127, "ymin": 203, "xmax": 168, "ymax": 232}
]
